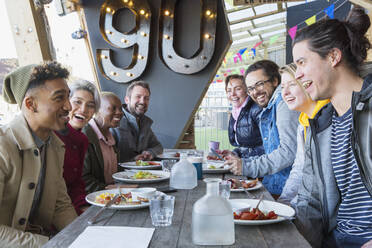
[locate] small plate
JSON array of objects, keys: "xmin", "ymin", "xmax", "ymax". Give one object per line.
[
  {"xmin": 157, "ymin": 152, "xmax": 180, "ymax": 160},
  {"xmin": 86, "ymin": 188, "xmax": 152, "ymax": 210},
  {"xmin": 203, "ymin": 161, "xmax": 229, "ymax": 173},
  {"xmin": 229, "ymin": 199, "xmax": 295, "ymax": 225},
  {"xmin": 230, "ymin": 180, "xmax": 263, "ymax": 192},
  {"xmin": 119, "ymin": 161, "xmax": 162, "ymax": 170},
  {"xmin": 112, "ymin": 170, "xmax": 170, "ymax": 183}
]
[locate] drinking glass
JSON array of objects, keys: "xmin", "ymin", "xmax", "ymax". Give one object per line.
[
  {"xmin": 149, "ymin": 193, "xmax": 175, "ymax": 227},
  {"xmin": 162, "ymin": 159, "xmax": 178, "ymax": 172},
  {"xmin": 219, "ymin": 180, "xmax": 231, "ymax": 199}
]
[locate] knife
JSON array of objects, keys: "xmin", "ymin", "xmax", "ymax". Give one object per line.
[
  {"xmin": 210, "ymin": 148, "xmax": 225, "ymax": 161},
  {"xmin": 88, "ymin": 194, "xmax": 119, "ymax": 225}
]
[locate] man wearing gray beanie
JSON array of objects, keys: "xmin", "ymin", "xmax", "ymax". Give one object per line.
[{"xmin": 0, "ymin": 61, "xmax": 77, "ymax": 247}]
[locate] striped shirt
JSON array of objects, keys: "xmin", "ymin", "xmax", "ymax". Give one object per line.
[{"xmin": 331, "ymin": 109, "xmax": 372, "ymax": 238}]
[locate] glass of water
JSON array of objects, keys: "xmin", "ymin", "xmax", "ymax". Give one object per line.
[
  {"xmin": 149, "ymin": 192, "xmax": 175, "ymax": 227},
  {"xmin": 219, "ymin": 180, "xmax": 231, "ymax": 199},
  {"xmin": 162, "ymin": 159, "xmax": 178, "ymax": 172}
]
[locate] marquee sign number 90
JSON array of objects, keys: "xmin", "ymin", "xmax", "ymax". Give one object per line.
[{"xmin": 97, "ymin": 0, "xmax": 217, "ymax": 83}]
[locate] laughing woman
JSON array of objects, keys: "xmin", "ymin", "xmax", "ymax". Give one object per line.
[
  {"xmin": 56, "ymin": 80, "xmax": 100, "ymax": 215},
  {"xmin": 82, "ymin": 92, "xmax": 124, "ymax": 194},
  {"xmin": 278, "ymin": 63, "xmax": 329, "ymax": 205},
  {"xmin": 223, "ymin": 74, "xmax": 264, "ymax": 158}
]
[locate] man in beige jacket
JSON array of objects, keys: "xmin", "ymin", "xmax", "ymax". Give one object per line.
[{"xmin": 0, "ymin": 61, "xmax": 77, "ymax": 247}]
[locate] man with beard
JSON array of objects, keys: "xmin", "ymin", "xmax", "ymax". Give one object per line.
[
  {"xmin": 226, "ymin": 60, "xmax": 299, "ymax": 197},
  {"xmin": 112, "ymin": 81, "xmax": 163, "ymax": 162},
  {"xmin": 0, "ymin": 62, "xmax": 77, "ymax": 247}
]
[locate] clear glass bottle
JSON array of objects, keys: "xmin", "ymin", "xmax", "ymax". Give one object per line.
[
  {"xmin": 169, "ymin": 153, "xmax": 197, "ymax": 189},
  {"xmin": 192, "ymin": 178, "xmax": 235, "ymax": 245}
]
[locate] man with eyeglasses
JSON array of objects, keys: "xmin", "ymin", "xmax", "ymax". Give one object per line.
[{"xmin": 226, "ymin": 60, "xmax": 299, "ymax": 198}]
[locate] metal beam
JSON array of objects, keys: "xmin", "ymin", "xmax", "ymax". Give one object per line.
[
  {"xmin": 230, "ymin": 17, "xmax": 286, "ymax": 34},
  {"xmin": 4, "ymin": 0, "xmax": 55, "ymax": 65},
  {"xmin": 229, "ymin": 9, "xmax": 286, "ymax": 25},
  {"xmin": 349, "ymin": 0, "xmax": 372, "ymax": 10}
]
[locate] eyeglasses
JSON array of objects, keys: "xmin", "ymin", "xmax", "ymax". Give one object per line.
[{"xmin": 246, "ymin": 79, "xmax": 271, "ymax": 95}]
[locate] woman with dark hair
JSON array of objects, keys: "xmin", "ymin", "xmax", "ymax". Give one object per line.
[
  {"xmin": 223, "ymin": 74, "xmax": 264, "ymax": 158},
  {"xmin": 292, "ymin": 7, "xmax": 372, "ymax": 248},
  {"xmin": 55, "ymin": 80, "xmax": 100, "ymax": 215}
]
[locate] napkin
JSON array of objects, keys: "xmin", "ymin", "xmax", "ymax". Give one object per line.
[{"xmin": 69, "ymin": 226, "xmax": 155, "ymax": 248}]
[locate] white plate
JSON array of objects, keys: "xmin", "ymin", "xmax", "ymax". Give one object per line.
[
  {"xmin": 119, "ymin": 161, "xmax": 162, "ymax": 170},
  {"xmin": 112, "ymin": 170, "xmax": 170, "ymax": 183},
  {"xmin": 157, "ymin": 152, "xmax": 180, "ymax": 160},
  {"xmin": 203, "ymin": 161, "xmax": 229, "ymax": 173},
  {"xmin": 86, "ymin": 188, "xmax": 151, "ymax": 210},
  {"xmin": 230, "ymin": 180, "xmax": 263, "ymax": 192},
  {"xmin": 229, "ymin": 199, "xmax": 295, "ymax": 225}
]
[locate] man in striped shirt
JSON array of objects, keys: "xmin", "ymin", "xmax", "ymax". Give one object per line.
[{"xmin": 291, "ymin": 7, "xmax": 372, "ymax": 248}]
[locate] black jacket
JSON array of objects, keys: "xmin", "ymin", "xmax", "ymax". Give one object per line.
[{"xmin": 228, "ymin": 97, "xmax": 264, "ymax": 158}]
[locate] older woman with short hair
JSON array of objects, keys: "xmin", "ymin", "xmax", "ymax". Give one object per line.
[{"xmin": 56, "ymin": 79, "xmax": 100, "ymax": 215}]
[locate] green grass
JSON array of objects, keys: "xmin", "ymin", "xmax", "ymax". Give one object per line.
[{"xmin": 194, "ymin": 127, "xmax": 235, "ymax": 151}]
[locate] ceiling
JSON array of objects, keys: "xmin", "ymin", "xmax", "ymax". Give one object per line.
[{"xmin": 219, "ymin": 0, "xmax": 308, "ymax": 74}]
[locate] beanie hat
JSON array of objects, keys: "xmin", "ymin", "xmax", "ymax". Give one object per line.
[{"xmin": 2, "ymin": 64, "xmax": 37, "ymax": 107}]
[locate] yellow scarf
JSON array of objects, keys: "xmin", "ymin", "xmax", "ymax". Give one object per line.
[{"xmin": 298, "ymin": 99, "xmax": 330, "ymax": 141}]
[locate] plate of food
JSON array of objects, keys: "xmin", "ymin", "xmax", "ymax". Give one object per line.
[
  {"xmin": 228, "ymin": 178, "xmax": 262, "ymax": 192},
  {"xmin": 112, "ymin": 170, "xmax": 170, "ymax": 183},
  {"xmin": 86, "ymin": 188, "xmax": 158, "ymax": 210},
  {"xmin": 203, "ymin": 162, "xmax": 230, "ymax": 173},
  {"xmin": 119, "ymin": 160, "xmax": 162, "ymax": 170},
  {"xmin": 229, "ymin": 199, "xmax": 295, "ymax": 225}
]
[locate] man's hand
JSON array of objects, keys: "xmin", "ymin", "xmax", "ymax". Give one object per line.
[
  {"xmin": 135, "ymin": 151, "xmax": 153, "ymax": 161},
  {"xmin": 225, "ymin": 155, "xmax": 242, "ymax": 175},
  {"xmin": 362, "ymin": 240, "xmax": 372, "ymax": 248}
]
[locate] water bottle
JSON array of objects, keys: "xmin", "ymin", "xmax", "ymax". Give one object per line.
[
  {"xmin": 192, "ymin": 178, "xmax": 235, "ymax": 245},
  {"xmin": 169, "ymin": 153, "xmax": 197, "ymax": 189}
]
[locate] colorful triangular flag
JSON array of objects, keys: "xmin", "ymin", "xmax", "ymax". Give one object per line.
[
  {"xmin": 305, "ymin": 15, "xmax": 316, "ymax": 26},
  {"xmin": 236, "ymin": 53, "xmax": 242, "ymax": 62},
  {"xmin": 233, "ymin": 57, "xmax": 237, "ymax": 64},
  {"xmin": 253, "ymin": 41, "xmax": 263, "ymax": 49},
  {"xmin": 238, "ymin": 48, "xmax": 248, "ymax": 55},
  {"xmin": 251, "ymin": 48, "xmax": 256, "ymax": 57},
  {"xmin": 240, "ymin": 68, "xmax": 245, "ymax": 75},
  {"xmin": 324, "ymin": 4, "xmax": 335, "ymax": 19},
  {"xmin": 288, "ymin": 25, "xmax": 298, "ymax": 40}
]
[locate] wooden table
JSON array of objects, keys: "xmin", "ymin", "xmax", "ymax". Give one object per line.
[{"xmin": 44, "ymin": 174, "xmax": 310, "ymax": 248}]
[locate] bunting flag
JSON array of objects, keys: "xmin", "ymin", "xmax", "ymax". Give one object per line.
[
  {"xmin": 233, "ymin": 56, "xmax": 238, "ymax": 64},
  {"xmin": 288, "ymin": 25, "xmax": 298, "ymax": 40},
  {"xmin": 253, "ymin": 41, "xmax": 263, "ymax": 49},
  {"xmin": 223, "ymin": 73, "xmax": 228, "ymax": 77},
  {"xmin": 216, "ymin": 79, "xmax": 223, "ymax": 83},
  {"xmin": 223, "ymin": 58, "xmax": 227, "ymax": 64},
  {"xmin": 324, "ymin": 4, "xmax": 335, "ymax": 19},
  {"xmin": 251, "ymin": 48, "xmax": 256, "ymax": 57},
  {"xmin": 238, "ymin": 48, "xmax": 248, "ymax": 55},
  {"xmin": 240, "ymin": 68, "xmax": 245, "ymax": 75},
  {"xmin": 237, "ymin": 53, "xmax": 243, "ymax": 61},
  {"xmin": 212, "ymin": 80, "xmax": 216, "ymax": 84},
  {"xmin": 216, "ymin": 74, "xmax": 220, "ymax": 77},
  {"xmin": 269, "ymin": 35, "xmax": 279, "ymax": 45},
  {"xmin": 305, "ymin": 15, "xmax": 316, "ymax": 26}
]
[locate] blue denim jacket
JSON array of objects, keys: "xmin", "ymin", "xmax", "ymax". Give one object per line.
[
  {"xmin": 260, "ymin": 90, "xmax": 291, "ymax": 195},
  {"xmin": 242, "ymin": 86, "xmax": 299, "ymax": 195}
]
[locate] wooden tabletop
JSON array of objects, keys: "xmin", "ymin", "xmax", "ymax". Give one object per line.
[{"xmin": 44, "ymin": 174, "xmax": 310, "ymax": 248}]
